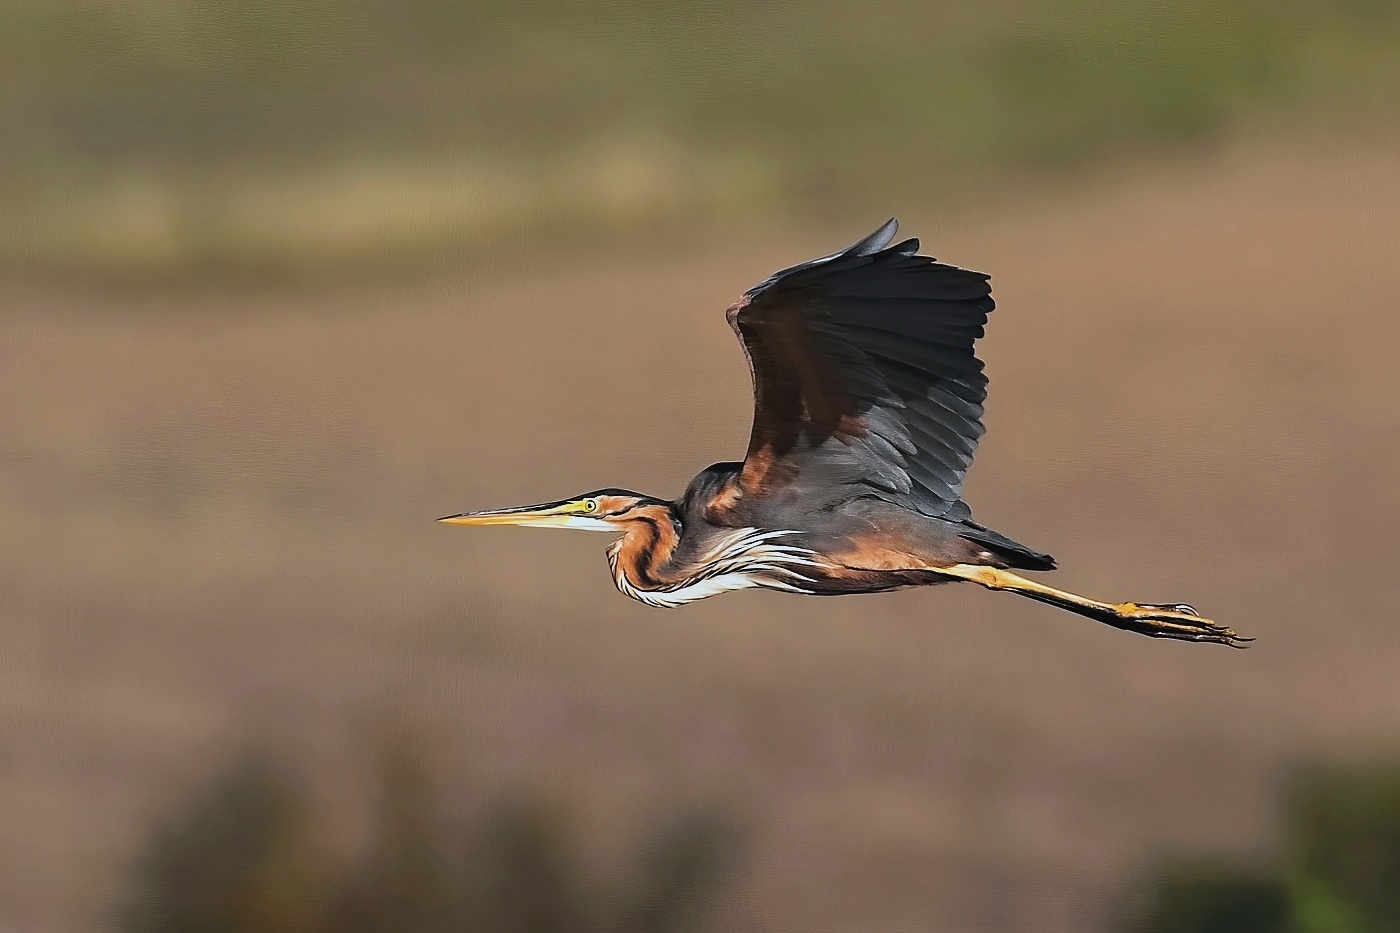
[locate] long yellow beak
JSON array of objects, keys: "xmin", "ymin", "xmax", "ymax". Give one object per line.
[{"xmin": 437, "ymin": 499, "xmax": 609, "ymax": 530}]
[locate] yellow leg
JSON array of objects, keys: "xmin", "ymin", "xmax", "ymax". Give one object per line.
[{"xmin": 939, "ymin": 565, "xmax": 1250, "ymax": 647}]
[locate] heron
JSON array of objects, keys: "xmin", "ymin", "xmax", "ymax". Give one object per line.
[{"xmin": 441, "ymin": 219, "xmax": 1247, "ymax": 646}]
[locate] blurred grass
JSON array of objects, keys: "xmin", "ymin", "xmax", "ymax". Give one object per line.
[
  {"xmin": 2, "ymin": 0, "xmax": 1399, "ymax": 282},
  {"xmin": 120, "ymin": 746, "xmax": 744, "ymax": 933},
  {"xmin": 118, "ymin": 751, "xmax": 1400, "ymax": 933}
]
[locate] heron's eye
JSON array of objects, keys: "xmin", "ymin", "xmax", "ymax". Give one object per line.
[{"xmin": 582, "ymin": 498, "xmax": 599, "ymax": 513}]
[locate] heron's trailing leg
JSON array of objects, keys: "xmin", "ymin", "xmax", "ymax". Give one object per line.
[{"xmin": 940, "ymin": 565, "xmax": 1250, "ymax": 647}]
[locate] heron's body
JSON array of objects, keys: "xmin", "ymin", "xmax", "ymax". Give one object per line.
[
  {"xmin": 602, "ymin": 463, "xmax": 1051, "ymax": 609},
  {"xmin": 442, "ymin": 220, "xmax": 1247, "ymax": 646}
]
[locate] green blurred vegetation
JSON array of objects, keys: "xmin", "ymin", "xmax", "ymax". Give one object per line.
[
  {"xmin": 119, "ymin": 750, "xmax": 743, "ymax": 933},
  {"xmin": 1118, "ymin": 760, "xmax": 1400, "ymax": 933},
  {"xmin": 121, "ymin": 752, "xmax": 1400, "ymax": 933},
  {"xmin": 2, "ymin": 0, "xmax": 1399, "ymax": 281}
]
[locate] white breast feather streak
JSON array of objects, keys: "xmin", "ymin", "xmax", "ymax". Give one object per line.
[{"xmin": 608, "ymin": 529, "xmax": 819, "ymax": 609}]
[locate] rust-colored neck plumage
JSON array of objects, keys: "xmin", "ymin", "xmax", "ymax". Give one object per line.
[{"xmin": 605, "ymin": 503, "xmax": 684, "ymax": 592}]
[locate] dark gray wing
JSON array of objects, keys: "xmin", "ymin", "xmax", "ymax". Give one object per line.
[{"xmin": 725, "ymin": 218, "xmax": 992, "ymax": 520}]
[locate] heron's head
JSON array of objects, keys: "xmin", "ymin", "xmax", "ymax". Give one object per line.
[{"xmin": 438, "ymin": 489, "xmax": 673, "ymax": 533}]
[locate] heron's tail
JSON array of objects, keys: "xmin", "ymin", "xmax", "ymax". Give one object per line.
[{"xmin": 958, "ymin": 521, "xmax": 1056, "ymax": 571}]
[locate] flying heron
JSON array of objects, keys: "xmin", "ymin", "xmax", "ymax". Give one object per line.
[{"xmin": 441, "ymin": 219, "xmax": 1247, "ymax": 646}]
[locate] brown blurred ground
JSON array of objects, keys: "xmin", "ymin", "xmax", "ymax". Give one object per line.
[{"xmin": 2, "ymin": 137, "xmax": 1399, "ymax": 932}]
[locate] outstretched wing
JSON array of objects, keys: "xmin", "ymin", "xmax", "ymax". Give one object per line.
[{"xmin": 726, "ymin": 218, "xmax": 992, "ymax": 520}]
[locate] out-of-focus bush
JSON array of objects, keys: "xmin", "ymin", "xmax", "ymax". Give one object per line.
[
  {"xmin": 1118, "ymin": 760, "xmax": 1400, "ymax": 933},
  {"xmin": 118, "ymin": 750, "xmax": 744, "ymax": 933}
]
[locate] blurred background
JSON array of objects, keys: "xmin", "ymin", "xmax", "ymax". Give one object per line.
[{"xmin": 3, "ymin": 1, "xmax": 1400, "ymax": 930}]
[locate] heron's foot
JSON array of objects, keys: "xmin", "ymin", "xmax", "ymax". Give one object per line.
[
  {"xmin": 1106, "ymin": 601, "xmax": 1251, "ymax": 648},
  {"xmin": 938, "ymin": 565, "xmax": 1252, "ymax": 648}
]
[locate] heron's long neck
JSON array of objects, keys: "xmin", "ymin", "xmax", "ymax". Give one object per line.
[{"xmin": 606, "ymin": 507, "xmax": 684, "ymax": 592}]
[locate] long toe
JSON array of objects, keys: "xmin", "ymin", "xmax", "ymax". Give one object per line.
[
  {"xmin": 1137, "ymin": 601, "xmax": 1199, "ymax": 615},
  {"xmin": 1116, "ymin": 604, "xmax": 1251, "ymax": 648}
]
